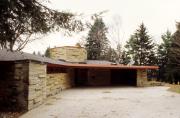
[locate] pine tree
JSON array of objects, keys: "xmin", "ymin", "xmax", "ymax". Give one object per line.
[
  {"xmin": 121, "ymin": 50, "xmax": 131, "ymax": 65},
  {"xmin": 45, "ymin": 47, "xmax": 51, "ymax": 58},
  {"xmin": 37, "ymin": 51, "xmax": 41, "ymax": 56},
  {"xmin": 166, "ymin": 23, "xmax": 180, "ymax": 84},
  {"xmin": 116, "ymin": 43, "xmax": 122, "ymax": 63},
  {"xmin": 85, "ymin": 18, "xmax": 109, "ymax": 60},
  {"xmin": 157, "ymin": 30, "xmax": 172, "ymax": 81},
  {"xmin": 125, "ymin": 23, "xmax": 156, "ymax": 65},
  {"xmin": 105, "ymin": 47, "xmax": 117, "ymax": 62}
]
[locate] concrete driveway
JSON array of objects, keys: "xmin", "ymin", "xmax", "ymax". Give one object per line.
[{"xmin": 20, "ymin": 87, "xmax": 180, "ymax": 118}]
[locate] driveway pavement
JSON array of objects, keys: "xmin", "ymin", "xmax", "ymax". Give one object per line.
[{"xmin": 20, "ymin": 87, "xmax": 180, "ymax": 118}]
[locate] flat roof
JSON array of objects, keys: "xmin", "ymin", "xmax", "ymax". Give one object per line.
[
  {"xmin": 48, "ymin": 63, "xmax": 158, "ymax": 70},
  {"xmin": 50, "ymin": 46, "xmax": 85, "ymax": 49},
  {"xmin": 86, "ymin": 60, "xmax": 112, "ymax": 64}
]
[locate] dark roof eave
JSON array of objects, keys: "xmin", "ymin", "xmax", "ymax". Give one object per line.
[
  {"xmin": 0, "ymin": 59, "xmax": 158, "ymax": 70},
  {"xmin": 47, "ymin": 63, "xmax": 159, "ymax": 70}
]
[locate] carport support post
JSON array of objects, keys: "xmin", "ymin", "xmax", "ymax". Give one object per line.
[{"xmin": 137, "ymin": 69, "xmax": 148, "ymax": 87}]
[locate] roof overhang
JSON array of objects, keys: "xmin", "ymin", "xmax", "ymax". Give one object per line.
[{"xmin": 47, "ymin": 63, "xmax": 158, "ymax": 70}]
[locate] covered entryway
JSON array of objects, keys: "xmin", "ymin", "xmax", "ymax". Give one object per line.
[{"xmin": 50, "ymin": 63, "xmax": 158, "ymax": 87}]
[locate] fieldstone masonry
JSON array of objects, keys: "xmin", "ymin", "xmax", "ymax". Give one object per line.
[
  {"xmin": 14, "ymin": 62, "xmax": 29, "ymax": 111},
  {"xmin": 28, "ymin": 62, "xmax": 46, "ymax": 110},
  {"xmin": 46, "ymin": 73, "xmax": 72, "ymax": 97},
  {"xmin": 28, "ymin": 62, "xmax": 73, "ymax": 110},
  {"xmin": 0, "ymin": 62, "xmax": 28, "ymax": 111},
  {"xmin": 137, "ymin": 69, "xmax": 148, "ymax": 87},
  {"xmin": 0, "ymin": 61, "xmax": 74, "ymax": 111},
  {"xmin": 50, "ymin": 46, "xmax": 87, "ymax": 62}
]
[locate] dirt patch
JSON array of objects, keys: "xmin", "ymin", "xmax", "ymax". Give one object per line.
[
  {"xmin": 45, "ymin": 103, "xmax": 54, "ymax": 106},
  {"xmin": 102, "ymin": 91, "xmax": 111, "ymax": 93},
  {"xmin": 167, "ymin": 84, "xmax": 180, "ymax": 93},
  {"xmin": 0, "ymin": 112, "xmax": 22, "ymax": 118}
]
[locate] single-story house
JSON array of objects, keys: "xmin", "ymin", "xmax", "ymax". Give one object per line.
[{"xmin": 0, "ymin": 46, "xmax": 158, "ymax": 111}]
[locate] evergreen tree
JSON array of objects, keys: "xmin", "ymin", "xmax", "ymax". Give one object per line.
[
  {"xmin": 120, "ymin": 50, "xmax": 131, "ymax": 65},
  {"xmin": 45, "ymin": 47, "xmax": 51, "ymax": 58},
  {"xmin": 116, "ymin": 43, "xmax": 122, "ymax": 63},
  {"xmin": 166, "ymin": 23, "xmax": 180, "ymax": 84},
  {"xmin": 125, "ymin": 23, "xmax": 156, "ymax": 65},
  {"xmin": 85, "ymin": 18, "xmax": 109, "ymax": 60},
  {"xmin": 105, "ymin": 47, "xmax": 117, "ymax": 62},
  {"xmin": 37, "ymin": 51, "xmax": 41, "ymax": 56},
  {"xmin": 157, "ymin": 30, "xmax": 172, "ymax": 81}
]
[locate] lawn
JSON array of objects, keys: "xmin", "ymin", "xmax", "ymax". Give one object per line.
[{"xmin": 168, "ymin": 84, "xmax": 180, "ymax": 93}]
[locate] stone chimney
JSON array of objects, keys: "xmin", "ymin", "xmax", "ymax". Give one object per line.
[{"xmin": 49, "ymin": 46, "xmax": 87, "ymax": 63}]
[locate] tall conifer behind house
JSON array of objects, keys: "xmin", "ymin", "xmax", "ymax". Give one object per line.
[
  {"xmin": 157, "ymin": 30, "xmax": 172, "ymax": 81},
  {"xmin": 85, "ymin": 18, "xmax": 109, "ymax": 60},
  {"xmin": 166, "ymin": 23, "xmax": 180, "ymax": 83},
  {"xmin": 125, "ymin": 23, "xmax": 156, "ymax": 65}
]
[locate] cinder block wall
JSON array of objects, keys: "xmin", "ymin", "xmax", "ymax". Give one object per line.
[
  {"xmin": 137, "ymin": 69, "xmax": 148, "ymax": 87},
  {"xmin": 49, "ymin": 46, "xmax": 87, "ymax": 62}
]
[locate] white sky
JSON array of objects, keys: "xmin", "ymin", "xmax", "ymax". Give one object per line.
[{"xmin": 23, "ymin": 0, "xmax": 180, "ymax": 54}]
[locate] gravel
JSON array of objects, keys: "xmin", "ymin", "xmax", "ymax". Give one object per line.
[{"xmin": 20, "ymin": 86, "xmax": 180, "ymax": 118}]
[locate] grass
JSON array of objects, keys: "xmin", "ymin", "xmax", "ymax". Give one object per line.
[{"xmin": 167, "ymin": 84, "xmax": 180, "ymax": 94}]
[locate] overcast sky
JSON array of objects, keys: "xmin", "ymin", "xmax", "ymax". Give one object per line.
[{"xmin": 23, "ymin": 0, "xmax": 180, "ymax": 53}]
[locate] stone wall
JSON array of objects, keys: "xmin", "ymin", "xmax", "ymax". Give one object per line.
[
  {"xmin": 137, "ymin": 69, "xmax": 148, "ymax": 87},
  {"xmin": 46, "ymin": 73, "xmax": 72, "ymax": 97},
  {"xmin": 87, "ymin": 69, "xmax": 111, "ymax": 86},
  {"xmin": 49, "ymin": 46, "xmax": 87, "ymax": 62},
  {"xmin": 0, "ymin": 61, "xmax": 75, "ymax": 111},
  {"xmin": 0, "ymin": 61, "xmax": 28, "ymax": 111},
  {"xmin": 28, "ymin": 62, "xmax": 46, "ymax": 110},
  {"xmin": 14, "ymin": 62, "xmax": 29, "ymax": 111}
]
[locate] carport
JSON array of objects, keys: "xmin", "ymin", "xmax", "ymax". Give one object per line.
[
  {"xmin": 111, "ymin": 69, "xmax": 137, "ymax": 86},
  {"xmin": 73, "ymin": 68, "xmax": 137, "ymax": 87},
  {"xmin": 62, "ymin": 63, "xmax": 158, "ymax": 87}
]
